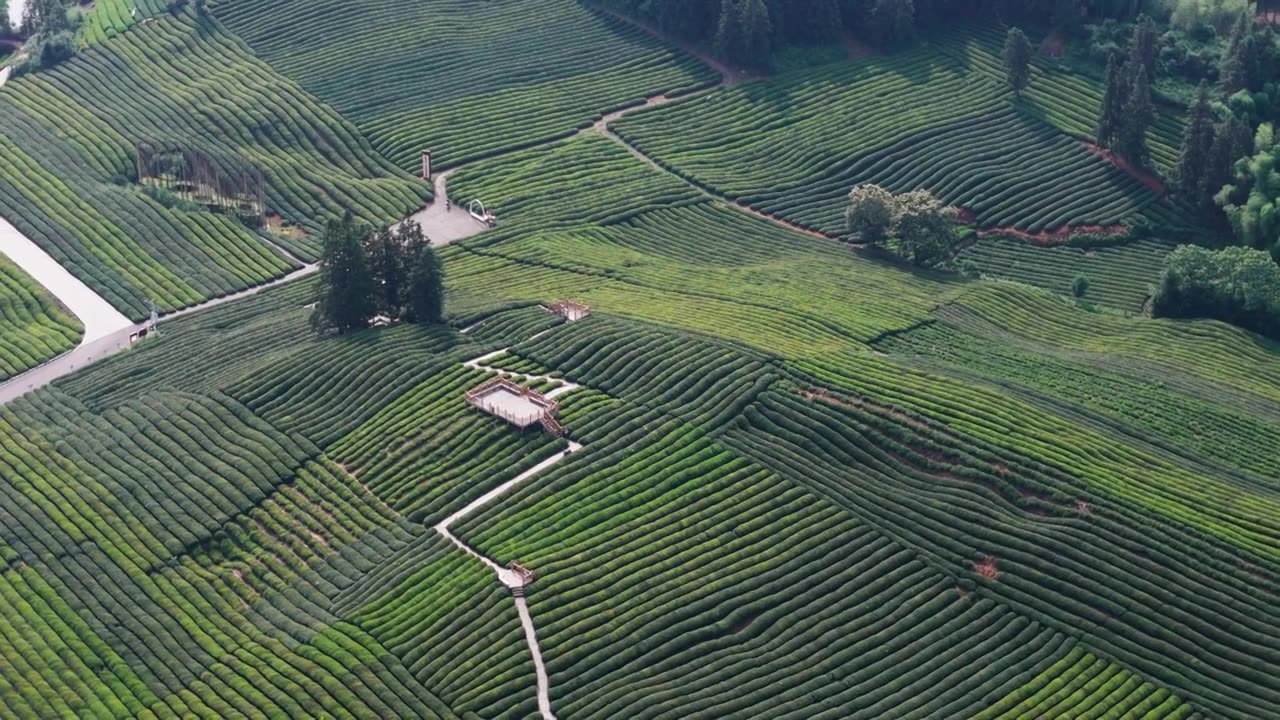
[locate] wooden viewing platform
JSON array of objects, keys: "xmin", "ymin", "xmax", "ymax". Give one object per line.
[
  {"xmin": 465, "ymin": 378, "xmax": 564, "ymax": 436},
  {"xmin": 546, "ymin": 300, "xmax": 592, "ymax": 322}
]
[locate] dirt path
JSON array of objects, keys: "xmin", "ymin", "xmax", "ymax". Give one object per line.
[
  {"xmin": 591, "ymin": 111, "xmax": 844, "ymax": 242},
  {"xmin": 1082, "ymin": 142, "xmax": 1166, "ymax": 196}
]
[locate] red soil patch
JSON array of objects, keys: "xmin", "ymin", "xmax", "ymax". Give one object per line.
[
  {"xmin": 966, "ymin": 214, "xmax": 1128, "ymax": 247},
  {"xmin": 843, "ymin": 33, "xmax": 877, "ymax": 61},
  {"xmin": 1040, "ymin": 30, "xmax": 1068, "ymax": 59},
  {"xmin": 1083, "ymin": 142, "xmax": 1167, "ymax": 196},
  {"xmin": 974, "ymin": 556, "xmax": 1000, "ymax": 581}
]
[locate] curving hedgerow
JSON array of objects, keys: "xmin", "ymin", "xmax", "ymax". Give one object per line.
[
  {"xmin": 0, "ymin": 257, "xmax": 82, "ymax": 380},
  {"xmin": 612, "ymin": 28, "xmax": 1190, "ymax": 237},
  {"xmin": 957, "ymin": 235, "xmax": 1176, "ymax": 311},
  {"xmin": 211, "ymin": 0, "xmax": 717, "ymax": 170},
  {"xmin": 0, "ymin": 15, "xmax": 426, "ymax": 318}
]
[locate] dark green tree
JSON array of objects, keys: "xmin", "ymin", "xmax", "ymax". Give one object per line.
[
  {"xmin": 1126, "ymin": 13, "xmax": 1157, "ymax": 79},
  {"xmin": 314, "ymin": 214, "xmax": 376, "ymax": 334},
  {"xmin": 1051, "ymin": 0, "xmax": 1083, "ymax": 35},
  {"xmin": 1003, "ymin": 27, "xmax": 1033, "ymax": 97},
  {"xmin": 645, "ymin": 0, "xmax": 716, "ymax": 38},
  {"xmin": 713, "ymin": 0, "xmax": 744, "ymax": 65},
  {"xmin": 397, "ymin": 218, "xmax": 429, "ymax": 256},
  {"xmin": 1175, "ymin": 82, "xmax": 1215, "ymax": 204},
  {"xmin": 1115, "ymin": 62, "xmax": 1153, "ymax": 167},
  {"xmin": 407, "ymin": 245, "xmax": 445, "ymax": 324},
  {"xmin": 893, "ymin": 190, "xmax": 957, "ymax": 266},
  {"xmin": 1219, "ymin": 11, "xmax": 1256, "ymax": 95},
  {"xmin": 739, "ymin": 0, "xmax": 773, "ymax": 68},
  {"xmin": 791, "ymin": 0, "xmax": 842, "ymax": 44},
  {"xmin": 1204, "ymin": 115, "xmax": 1254, "ymax": 214},
  {"xmin": 22, "ymin": 0, "xmax": 69, "ymax": 35},
  {"xmin": 871, "ymin": 0, "xmax": 915, "ymax": 49},
  {"xmin": 1096, "ymin": 54, "xmax": 1125, "ymax": 149},
  {"xmin": 365, "ymin": 227, "xmax": 404, "ymax": 316}
]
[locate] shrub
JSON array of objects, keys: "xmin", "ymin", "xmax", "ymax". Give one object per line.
[
  {"xmin": 1072, "ymin": 274, "xmax": 1090, "ymax": 298},
  {"xmin": 36, "ymin": 30, "xmax": 76, "ymax": 69},
  {"xmin": 1152, "ymin": 245, "xmax": 1280, "ymax": 339}
]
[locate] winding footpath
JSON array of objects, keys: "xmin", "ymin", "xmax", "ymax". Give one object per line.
[{"xmin": 439, "ymin": 345, "xmax": 585, "ymax": 720}]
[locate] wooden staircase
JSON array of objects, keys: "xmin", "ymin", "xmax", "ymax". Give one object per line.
[{"xmin": 540, "ymin": 412, "xmax": 564, "ymax": 438}]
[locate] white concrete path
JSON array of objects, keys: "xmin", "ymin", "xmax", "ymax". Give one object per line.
[
  {"xmin": 439, "ymin": 346, "xmax": 587, "ymax": 720},
  {"xmin": 0, "ymin": 207, "xmax": 316, "ymax": 406},
  {"xmin": 463, "ymin": 346, "xmax": 581, "ymax": 399},
  {"xmin": 432, "ymin": 441, "xmax": 580, "ymax": 720},
  {"xmin": 0, "ymin": 216, "xmax": 134, "ymax": 345},
  {"xmin": 401, "ymin": 169, "xmax": 491, "ymax": 246}
]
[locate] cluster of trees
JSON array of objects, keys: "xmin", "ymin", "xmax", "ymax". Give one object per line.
[
  {"xmin": 10, "ymin": 0, "xmax": 77, "ymax": 73},
  {"xmin": 846, "ymin": 183, "xmax": 959, "ymax": 266},
  {"xmin": 598, "ymin": 0, "xmax": 1158, "ymax": 70},
  {"xmin": 1174, "ymin": 82, "xmax": 1253, "ymax": 210},
  {"xmin": 1153, "ymin": 245, "xmax": 1280, "ymax": 339},
  {"xmin": 313, "ymin": 215, "xmax": 444, "ymax": 334},
  {"xmin": 1218, "ymin": 122, "xmax": 1280, "ymax": 260},
  {"xmin": 1095, "ymin": 15, "xmax": 1158, "ymax": 167}
]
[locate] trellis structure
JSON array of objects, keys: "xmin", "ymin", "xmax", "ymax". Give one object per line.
[{"xmin": 135, "ymin": 142, "xmax": 266, "ymax": 222}]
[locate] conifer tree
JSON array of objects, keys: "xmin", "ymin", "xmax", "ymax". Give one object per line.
[
  {"xmin": 1127, "ymin": 13, "xmax": 1157, "ymax": 79},
  {"xmin": 1175, "ymin": 82, "xmax": 1215, "ymax": 205},
  {"xmin": 713, "ymin": 0, "xmax": 744, "ymax": 65},
  {"xmin": 407, "ymin": 245, "xmax": 445, "ymax": 324},
  {"xmin": 1204, "ymin": 115, "xmax": 1255, "ymax": 212},
  {"xmin": 1219, "ymin": 12, "xmax": 1256, "ymax": 95},
  {"xmin": 314, "ymin": 214, "xmax": 377, "ymax": 334},
  {"xmin": 1003, "ymin": 27, "xmax": 1033, "ymax": 97},
  {"xmin": 1096, "ymin": 54, "xmax": 1124, "ymax": 149},
  {"xmin": 739, "ymin": 0, "xmax": 773, "ymax": 68},
  {"xmin": 1116, "ymin": 63, "xmax": 1153, "ymax": 167},
  {"xmin": 871, "ymin": 0, "xmax": 915, "ymax": 49}
]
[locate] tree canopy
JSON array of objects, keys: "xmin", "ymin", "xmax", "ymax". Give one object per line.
[{"xmin": 1003, "ymin": 27, "xmax": 1033, "ymax": 97}]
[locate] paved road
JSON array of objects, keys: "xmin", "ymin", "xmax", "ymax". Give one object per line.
[
  {"xmin": 0, "ymin": 324, "xmax": 141, "ymax": 404},
  {"xmin": 0, "ymin": 216, "xmax": 134, "ymax": 344},
  {"xmin": 401, "ymin": 170, "xmax": 493, "ymax": 246}
]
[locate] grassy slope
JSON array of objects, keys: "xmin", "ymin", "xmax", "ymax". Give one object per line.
[
  {"xmin": 612, "ymin": 28, "xmax": 1190, "ymax": 238},
  {"xmin": 0, "ymin": 255, "xmax": 82, "ymax": 380},
  {"xmin": 0, "ymin": 14, "xmax": 426, "ymax": 318},
  {"xmin": 211, "ymin": 0, "xmax": 717, "ymax": 170},
  {"xmin": 0, "ymin": 12, "xmax": 1275, "ymax": 720}
]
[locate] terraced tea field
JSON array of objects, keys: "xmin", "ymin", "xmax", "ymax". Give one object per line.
[
  {"xmin": 0, "ymin": 15, "xmax": 425, "ymax": 318},
  {"xmin": 612, "ymin": 29, "xmax": 1190, "ymax": 238},
  {"xmin": 0, "ymin": 4, "xmax": 1276, "ymax": 719},
  {"xmin": 958, "ymin": 236, "xmax": 1177, "ymax": 311},
  {"xmin": 0, "ymin": 256, "xmax": 81, "ymax": 380},
  {"xmin": 212, "ymin": 0, "xmax": 717, "ymax": 170}
]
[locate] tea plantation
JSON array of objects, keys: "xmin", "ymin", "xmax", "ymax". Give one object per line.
[
  {"xmin": 0, "ymin": 2, "xmax": 1276, "ymax": 719},
  {"xmin": 0, "ymin": 257, "xmax": 81, "ymax": 380}
]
